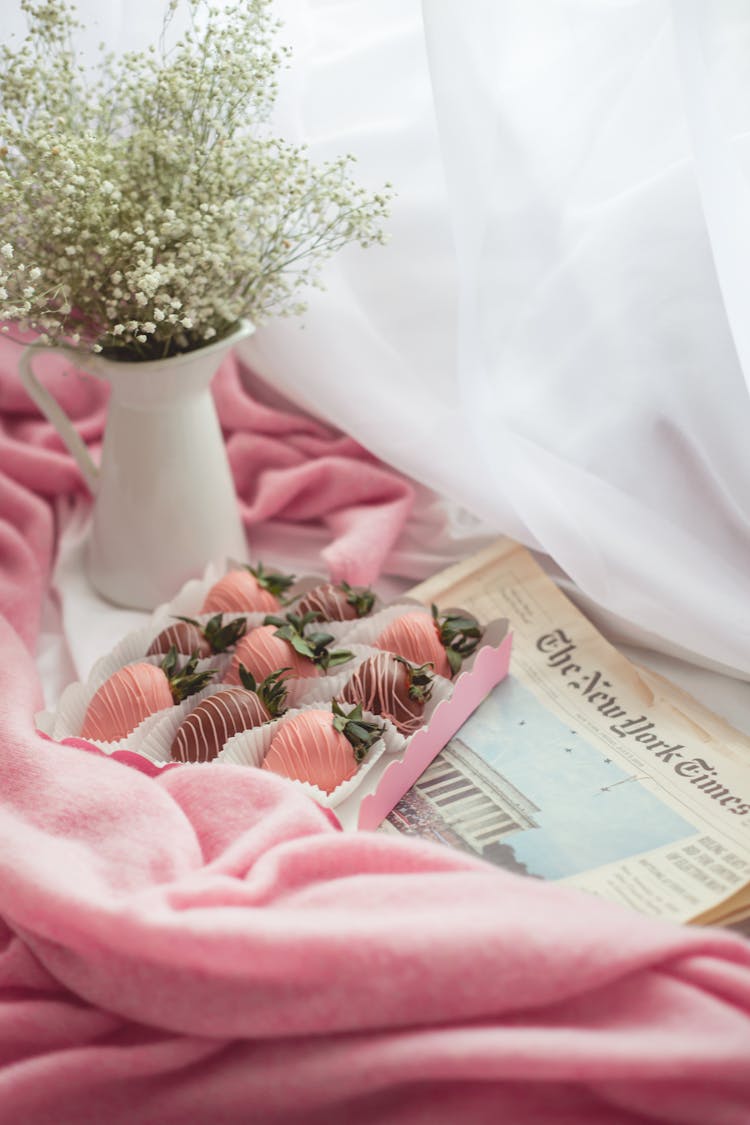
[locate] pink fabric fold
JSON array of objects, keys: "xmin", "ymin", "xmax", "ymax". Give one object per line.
[{"xmin": 0, "ymin": 338, "xmax": 749, "ymax": 1123}]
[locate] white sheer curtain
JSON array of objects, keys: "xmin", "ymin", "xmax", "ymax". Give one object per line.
[
  {"xmin": 5, "ymin": 0, "xmax": 750, "ymax": 676},
  {"xmin": 247, "ymin": 0, "xmax": 750, "ymax": 676}
]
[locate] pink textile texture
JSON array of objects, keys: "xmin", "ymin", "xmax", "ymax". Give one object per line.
[{"xmin": 1, "ymin": 340, "xmax": 750, "ymax": 1124}]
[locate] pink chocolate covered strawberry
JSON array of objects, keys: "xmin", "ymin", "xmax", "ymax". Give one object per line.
[
  {"xmin": 262, "ymin": 702, "xmax": 384, "ymax": 794},
  {"xmin": 200, "ymin": 562, "xmax": 295, "ymax": 615},
  {"xmin": 375, "ymin": 605, "xmax": 483, "ymax": 678},
  {"xmin": 291, "ymin": 580, "xmax": 376, "ymax": 623},
  {"xmin": 170, "ymin": 668, "xmax": 288, "ymax": 763},
  {"xmin": 225, "ymin": 612, "xmax": 353, "ymax": 686},
  {"xmin": 81, "ymin": 648, "xmax": 216, "ymax": 742},
  {"xmin": 147, "ymin": 613, "xmax": 247, "ymax": 658},
  {"xmin": 338, "ymin": 651, "xmax": 434, "ymax": 735}
]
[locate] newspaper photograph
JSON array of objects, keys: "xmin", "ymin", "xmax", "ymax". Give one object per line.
[{"xmin": 382, "ymin": 539, "xmax": 750, "ymax": 926}]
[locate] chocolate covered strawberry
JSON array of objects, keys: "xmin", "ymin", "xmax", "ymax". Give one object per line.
[
  {"xmin": 201, "ymin": 562, "xmax": 296, "ymax": 615},
  {"xmin": 147, "ymin": 613, "xmax": 247, "ymax": 658},
  {"xmin": 291, "ymin": 580, "xmax": 376, "ymax": 622},
  {"xmin": 224, "ymin": 612, "xmax": 353, "ymax": 685},
  {"xmin": 338, "ymin": 651, "xmax": 434, "ymax": 734},
  {"xmin": 81, "ymin": 648, "xmax": 216, "ymax": 742},
  {"xmin": 170, "ymin": 667, "xmax": 288, "ymax": 763},
  {"xmin": 375, "ymin": 605, "xmax": 483, "ymax": 677},
  {"xmin": 262, "ymin": 702, "xmax": 384, "ymax": 794}
]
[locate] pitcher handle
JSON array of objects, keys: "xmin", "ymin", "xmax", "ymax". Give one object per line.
[{"xmin": 19, "ymin": 345, "xmax": 99, "ymax": 495}]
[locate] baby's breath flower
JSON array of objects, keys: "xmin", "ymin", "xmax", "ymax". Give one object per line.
[{"xmin": 0, "ymin": 0, "xmax": 392, "ymax": 360}]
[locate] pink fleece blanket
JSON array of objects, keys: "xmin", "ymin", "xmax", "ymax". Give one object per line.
[{"xmin": 1, "ymin": 342, "xmax": 750, "ymax": 1124}]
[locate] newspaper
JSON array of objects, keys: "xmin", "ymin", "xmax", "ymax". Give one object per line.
[{"xmin": 380, "ymin": 539, "xmax": 750, "ymax": 927}]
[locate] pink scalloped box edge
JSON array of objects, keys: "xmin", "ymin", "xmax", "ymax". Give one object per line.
[{"xmin": 335, "ymin": 619, "xmax": 513, "ymax": 832}]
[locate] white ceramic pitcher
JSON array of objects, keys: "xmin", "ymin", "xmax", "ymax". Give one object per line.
[{"xmin": 19, "ymin": 321, "xmax": 253, "ymax": 610}]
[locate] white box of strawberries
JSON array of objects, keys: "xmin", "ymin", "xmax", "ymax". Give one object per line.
[{"xmin": 36, "ymin": 561, "xmax": 513, "ymax": 831}]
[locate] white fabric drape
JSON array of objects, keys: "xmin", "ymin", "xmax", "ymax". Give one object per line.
[
  {"xmin": 248, "ymin": 0, "xmax": 750, "ymax": 677},
  {"xmin": 5, "ymin": 0, "xmax": 750, "ymax": 678}
]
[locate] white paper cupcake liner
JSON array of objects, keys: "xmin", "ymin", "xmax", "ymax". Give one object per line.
[{"xmin": 218, "ymin": 702, "xmax": 405, "ymax": 809}]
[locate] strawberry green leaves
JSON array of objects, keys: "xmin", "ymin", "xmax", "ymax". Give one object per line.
[
  {"xmin": 263, "ymin": 611, "xmax": 353, "ymax": 672},
  {"xmin": 247, "ymin": 562, "xmax": 296, "ymax": 600},
  {"xmin": 431, "ymin": 604, "xmax": 483, "ymax": 676},
  {"xmin": 174, "ymin": 612, "xmax": 248, "ymax": 653},
  {"xmin": 237, "ymin": 665, "xmax": 289, "ymax": 718},
  {"xmin": 331, "ymin": 700, "xmax": 384, "ymax": 762},
  {"xmin": 159, "ymin": 645, "xmax": 217, "ymax": 702}
]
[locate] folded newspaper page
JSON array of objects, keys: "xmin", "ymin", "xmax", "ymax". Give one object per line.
[{"xmin": 382, "ymin": 539, "xmax": 750, "ymax": 927}]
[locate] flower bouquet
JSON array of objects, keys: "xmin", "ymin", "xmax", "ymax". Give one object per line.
[
  {"xmin": 0, "ymin": 0, "xmax": 391, "ymax": 358},
  {"xmin": 0, "ymin": 0, "xmax": 392, "ymax": 609}
]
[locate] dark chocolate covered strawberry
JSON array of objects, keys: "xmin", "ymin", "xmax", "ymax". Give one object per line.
[
  {"xmin": 147, "ymin": 613, "xmax": 247, "ymax": 658},
  {"xmin": 338, "ymin": 651, "xmax": 434, "ymax": 734},
  {"xmin": 292, "ymin": 581, "xmax": 376, "ymax": 622},
  {"xmin": 81, "ymin": 648, "xmax": 216, "ymax": 742},
  {"xmin": 170, "ymin": 668, "xmax": 288, "ymax": 763}
]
